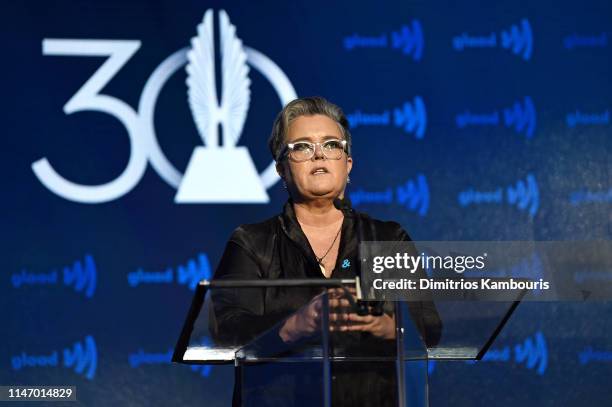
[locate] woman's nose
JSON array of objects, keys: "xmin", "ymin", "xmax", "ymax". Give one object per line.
[{"xmin": 313, "ymin": 143, "xmax": 325, "ymax": 160}]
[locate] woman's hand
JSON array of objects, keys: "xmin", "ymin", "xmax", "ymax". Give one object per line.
[
  {"xmin": 279, "ymin": 287, "xmax": 396, "ymax": 342},
  {"xmin": 328, "ymin": 287, "xmax": 396, "ymax": 340},
  {"xmin": 279, "ymin": 295, "xmax": 322, "ymax": 343},
  {"xmin": 335, "ymin": 312, "xmax": 396, "ymax": 340}
]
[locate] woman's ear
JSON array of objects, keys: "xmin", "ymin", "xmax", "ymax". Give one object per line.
[
  {"xmin": 276, "ymin": 162, "xmax": 285, "ymax": 180},
  {"xmin": 346, "ymin": 156, "xmax": 353, "ymax": 175}
]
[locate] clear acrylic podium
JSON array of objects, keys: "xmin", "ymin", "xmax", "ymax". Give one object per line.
[{"xmin": 172, "ymin": 278, "xmax": 523, "ymax": 406}]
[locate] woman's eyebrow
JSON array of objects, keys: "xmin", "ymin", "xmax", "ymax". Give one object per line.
[{"xmin": 289, "ymin": 134, "xmax": 341, "ymax": 142}]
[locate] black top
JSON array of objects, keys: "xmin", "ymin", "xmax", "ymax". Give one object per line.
[{"xmin": 211, "ymin": 199, "xmax": 442, "ymax": 406}]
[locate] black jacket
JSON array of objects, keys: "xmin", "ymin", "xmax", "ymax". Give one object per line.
[{"xmin": 211, "ymin": 199, "xmax": 442, "ymax": 406}]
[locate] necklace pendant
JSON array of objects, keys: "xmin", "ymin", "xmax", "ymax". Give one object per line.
[{"xmin": 319, "ymin": 263, "xmax": 327, "ymax": 276}]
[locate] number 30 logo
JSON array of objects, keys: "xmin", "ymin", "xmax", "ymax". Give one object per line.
[
  {"xmin": 34, "ymin": 17, "xmax": 296, "ymax": 204},
  {"xmin": 33, "ymin": 40, "xmax": 147, "ymax": 203}
]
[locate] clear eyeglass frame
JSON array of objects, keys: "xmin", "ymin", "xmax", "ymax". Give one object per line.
[{"xmin": 282, "ymin": 139, "xmax": 348, "ymax": 162}]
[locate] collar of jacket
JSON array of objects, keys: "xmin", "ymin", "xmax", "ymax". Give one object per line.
[{"xmin": 277, "ymin": 198, "xmax": 359, "ymax": 276}]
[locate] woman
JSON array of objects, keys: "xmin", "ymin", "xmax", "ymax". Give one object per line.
[{"xmin": 211, "ymin": 97, "xmax": 441, "ymax": 406}]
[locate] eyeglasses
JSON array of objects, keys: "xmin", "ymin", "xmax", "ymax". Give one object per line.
[{"xmin": 282, "ymin": 139, "xmax": 348, "ymax": 162}]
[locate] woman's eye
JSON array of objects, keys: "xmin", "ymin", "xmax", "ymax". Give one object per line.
[
  {"xmin": 324, "ymin": 141, "xmax": 342, "ymax": 150},
  {"xmin": 294, "ymin": 143, "xmax": 312, "ymax": 152}
]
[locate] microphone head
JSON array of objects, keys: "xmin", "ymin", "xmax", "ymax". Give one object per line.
[
  {"xmin": 342, "ymin": 195, "xmax": 352, "ymax": 209},
  {"xmin": 333, "ymin": 196, "xmax": 353, "ymax": 211}
]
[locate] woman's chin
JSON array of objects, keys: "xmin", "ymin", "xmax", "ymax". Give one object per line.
[
  {"xmin": 295, "ymin": 181, "xmax": 342, "ymax": 199},
  {"xmin": 307, "ymin": 188, "xmax": 339, "ymax": 199}
]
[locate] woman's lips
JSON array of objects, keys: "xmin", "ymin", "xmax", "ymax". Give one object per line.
[{"xmin": 311, "ymin": 167, "xmax": 330, "ymax": 175}]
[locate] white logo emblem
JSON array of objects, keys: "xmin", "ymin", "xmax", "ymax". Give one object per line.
[{"xmin": 33, "ymin": 9, "xmax": 297, "ymax": 204}]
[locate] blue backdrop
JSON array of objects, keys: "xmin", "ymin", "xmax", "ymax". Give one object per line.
[{"xmin": 2, "ymin": 0, "xmax": 611, "ymax": 405}]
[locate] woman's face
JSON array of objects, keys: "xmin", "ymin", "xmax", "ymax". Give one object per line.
[{"xmin": 278, "ymin": 114, "xmax": 353, "ymax": 202}]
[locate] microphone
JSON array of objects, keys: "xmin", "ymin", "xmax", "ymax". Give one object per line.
[
  {"xmin": 333, "ymin": 196, "xmax": 366, "ymax": 314},
  {"xmin": 333, "ymin": 196, "xmax": 380, "ymax": 316},
  {"xmin": 333, "ymin": 196, "xmax": 352, "ymax": 213}
]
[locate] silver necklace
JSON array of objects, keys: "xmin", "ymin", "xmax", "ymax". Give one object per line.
[
  {"xmin": 315, "ymin": 225, "xmax": 342, "ymax": 274},
  {"xmin": 297, "ymin": 216, "xmax": 343, "ymax": 276}
]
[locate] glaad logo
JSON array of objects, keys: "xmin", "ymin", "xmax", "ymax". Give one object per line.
[
  {"xmin": 347, "ymin": 97, "xmax": 427, "ymax": 139},
  {"xmin": 129, "ymin": 349, "xmax": 212, "ymax": 377},
  {"xmin": 456, "ymin": 97, "xmax": 536, "ymax": 138},
  {"xmin": 579, "ymin": 347, "xmax": 612, "ymax": 365},
  {"xmin": 11, "ymin": 254, "xmax": 97, "ymax": 298},
  {"xmin": 574, "ymin": 270, "xmax": 612, "ymax": 283},
  {"xmin": 128, "ymin": 253, "xmax": 211, "ymax": 290},
  {"xmin": 11, "ymin": 336, "xmax": 97, "ymax": 380},
  {"xmin": 458, "ymin": 173, "xmax": 539, "ymax": 217},
  {"xmin": 349, "ymin": 174, "xmax": 429, "ymax": 217},
  {"xmin": 513, "ymin": 331, "xmax": 548, "ymax": 375},
  {"xmin": 566, "ymin": 110, "xmax": 609, "ymax": 127},
  {"xmin": 129, "ymin": 338, "xmax": 212, "ymax": 376},
  {"xmin": 569, "ymin": 188, "xmax": 612, "ymax": 206},
  {"xmin": 128, "ymin": 348, "xmax": 174, "ymax": 368},
  {"xmin": 429, "ymin": 331, "xmax": 548, "ymax": 376},
  {"xmin": 475, "ymin": 331, "xmax": 548, "ymax": 375},
  {"xmin": 343, "ymin": 20, "xmax": 424, "ymax": 61},
  {"xmin": 564, "ymin": 33, "xmax": 608, "ymax": 50},
  {"xmin": 34, "ymin": 9, "xmax": 297, "ymax": 204},
  {"xmin": 465, "ymin": 252, "xmax": 544, "ymax": 282},
  {"xmin": 453, "ymin": 19, "xmax": 533, "ymax": 61}
]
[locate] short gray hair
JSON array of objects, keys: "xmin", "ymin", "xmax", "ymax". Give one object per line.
[{"xmin": 268, "ymin": 96, "xmax": 352, "ymax": 161}]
